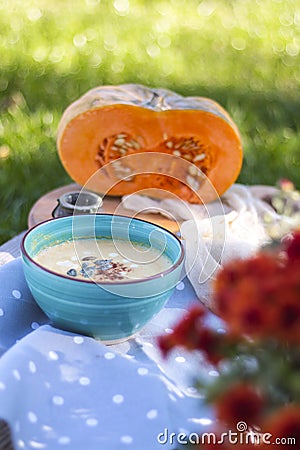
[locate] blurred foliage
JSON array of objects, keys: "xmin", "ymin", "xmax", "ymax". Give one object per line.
[{"xmin": 0, "ymin": 0, "xmax": 300, "ymax": 244}]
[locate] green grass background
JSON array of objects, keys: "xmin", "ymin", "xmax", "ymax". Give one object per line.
[{"xmin": 0, "ymin": 0, "xmax": 300, "ymax": 244}]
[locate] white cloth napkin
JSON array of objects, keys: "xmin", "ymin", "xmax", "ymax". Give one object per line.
[{"xmin": 121, "ymin": 184, "xmax": 287, "ymax": 308}]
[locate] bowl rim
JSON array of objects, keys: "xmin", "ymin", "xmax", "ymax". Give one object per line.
[{"xmin": 21, "ymin": 214, "xmax": 185, "ymax": 286}]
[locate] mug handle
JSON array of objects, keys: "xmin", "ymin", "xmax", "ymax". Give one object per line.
[{"xmin": 51, "ymin": 199, "xmax": 61, "ymax": 218}]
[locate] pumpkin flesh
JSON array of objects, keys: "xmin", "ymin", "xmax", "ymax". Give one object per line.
[{"xmin": 58, "ymin": 85, "xmax": 243, "ymax": 203}]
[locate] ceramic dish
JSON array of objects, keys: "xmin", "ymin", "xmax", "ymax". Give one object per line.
[{"xmin": 21, "ymin": 214, "xmax": 185, "ymax": 343}]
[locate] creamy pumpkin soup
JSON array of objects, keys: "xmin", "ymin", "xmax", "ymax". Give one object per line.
[{"xmin": 34, "ymin": 238, "xmax": 172, "ymax": 282}]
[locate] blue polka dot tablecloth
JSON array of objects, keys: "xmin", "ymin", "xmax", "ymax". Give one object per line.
[{"xmin": 0, "ymin": 258, "xmax": 223, "ymax": 450}]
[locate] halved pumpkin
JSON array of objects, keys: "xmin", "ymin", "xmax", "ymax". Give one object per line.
[{"xmin": 57, "ymin": 84, "xmax": 243, "ymax": 203}]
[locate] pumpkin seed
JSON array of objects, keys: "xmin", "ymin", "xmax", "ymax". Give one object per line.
[
  {"xmin": 80, "ymin": 266, "xmax": 95, "ymax": 278},
  {"xmin": 114, "ymin": 138, "xmax": 126, "ymax": 146},
  {"xmin": 186, "ymin": 175, "xmax": 200, "ymax": 191},
  {"xmin": 67, "ymin": 268, "xmax": 77, "ymax": 277},
  {"xmin": 95, "ymin": 259, "xmax": 113, "ymax": 270},
  {"xmin": 166, "ymin": 141, "xmax": 173, "ymax": 149},
  {"xmin": 198, "ymin": 170, "xmax": 206, "ymax": 178},
  {"xmin": 172, "ymin": 150, "xmax": 181, "ymax": 157},
  {"xmin": 188, "ymin": 165, "xmax": 198, "ymax": 176},
  {"xmin": 132, "ymin": 141, "xmax": 141, "ymax": 149},
  {"xmin": 95, "ymin": 258, "xmax": 111, "ymax": 264},
  {"xmin": 193, "ymin": 153, "xmax": 206, "ymax": 162}
]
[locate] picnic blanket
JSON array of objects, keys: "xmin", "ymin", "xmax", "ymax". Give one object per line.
[{"xmin": 0, "ymin": 257, "xmax": 223, "ymax": 450}]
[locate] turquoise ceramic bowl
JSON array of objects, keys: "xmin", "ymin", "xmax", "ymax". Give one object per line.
[{"xmin": 21, "ymin": 214, "xmax": 184, "ymax": 343}]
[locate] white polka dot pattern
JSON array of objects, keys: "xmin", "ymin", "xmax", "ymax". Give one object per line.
[
  {"xmin": 175, "ymin": 356, "xmax": 186, "ymax": 363},
  {"xmin": 186, "ymin": 386, "xmax": 198, "ymax": 395},
  {"xmin": 29, "ymin": 361, "xmax": 37, "ymax": 373},
  {"xmin": 112, "ymin": 394, "xmax": 124, "ymax": 404},
  {"xmin": 12, "ymin": 369, "xmax": 21, "ymax": 381},
  {"xmin": 175, "ymin": 281, "xmax": 185, "ymax": 291},
  {"xmin": 197, "ymin": 417, "xmax": 213, "ymax": 426},
  {"xmin": 146, "ymin": 409, "xmax": 158, "ymax": 419},
  {"xmin": 104, "ymin": 352, "xmax": 115, "ymax": 360},
  {"xmin": 0, "ymin": 259, "xmax": 220, "ymax": 450},
  {"xmin": 164, "ymin": 328, "xmax": 173, "ymax": 334},
  {"xmin": 120, "ymin": 435, "xmax": 133, "ymax": 444},
  {"xmin": 79, "ymin": 376, "xmax": 90, "ymax": 386},
  {"xmin": 86, "ymin": 418, "xmax": 98, "ymax": 427},
  {"xmin": 12, "ymin": 289, "xmax": 21, "ymax": 299},
  {"xmin": 48, "ymin": 350, "xmax": 59, "ymax": 361},
  {"xmin": 27, "ymin": 411, "xmax": 38, "ymax": 423},
  {"xmin": 58, "ymin": 436, "xmax": 71, "ymax": 445},
  {"xmin": 137, "ymin": 367, "xmax": 148, "ymax": 376},
  {"xmin": 73, "ymin": 336, "xmax": 84, "ymax": 344},
  {"xmin": 52, "ymin": 395, "xmax": 64, "ymax": 405}
]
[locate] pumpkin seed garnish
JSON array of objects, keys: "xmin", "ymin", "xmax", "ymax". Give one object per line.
[
  {"xmin": 82, "ymin": 256, "xmax": 97, "ymax": 261},
  {"xmin": 80, "ymin": 266, "xmax": 95, "ymax": 278},
  {"xmin": 64, "ymin": 251, "xmax": 138, "ymax": 282},
  {"xmin": 94, "ymin": 259, "xmax": 113, "ymax": 270},
  {"xmin": 67, "ymin": 268, "xmax": 77, "ymax": 277}
]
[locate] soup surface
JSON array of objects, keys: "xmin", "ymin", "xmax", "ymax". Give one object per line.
[{"xmin": 34, "ymin": 238, "xmax": 172, "ymax": 282}]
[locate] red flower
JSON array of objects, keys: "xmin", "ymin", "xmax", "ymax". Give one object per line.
[
  {"xmin": 286, "ymin": 230, "xmax": 300, "ymax": 263},
  {"xmin": 158, "ymin": 305, "xmax": 234, "ymax": 365},
  {"xmin": 158, "ymin": 229, "xmax": 300, "ymax": 450},
  {"xmin": 274, "ymin": 291, "xmax": 300, "ymax": 343},
  {"xmin": 213, "ymin": 254, "xmax": 279, "ymax": 337},
  {"xmin": 278, "ymin": 178, "xmax": 295, "ymax": 192},
  {"xmin": 158, "ymin": 306, "xmax": 205, "ymax": 356},
  {"xmin": 212, "ymin": 232, "xmax": 300, "ymax": 343},
  {"xmin": 262, "ymin": 405, "xmax": 300, "ymax": 449},
  {"xmin": 215, "ymin": 382, "xmax": 264, "ymax": 428},
  {"xmin": 194, "ymin": 326, "xmax": 225, "ymax": 365}
]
